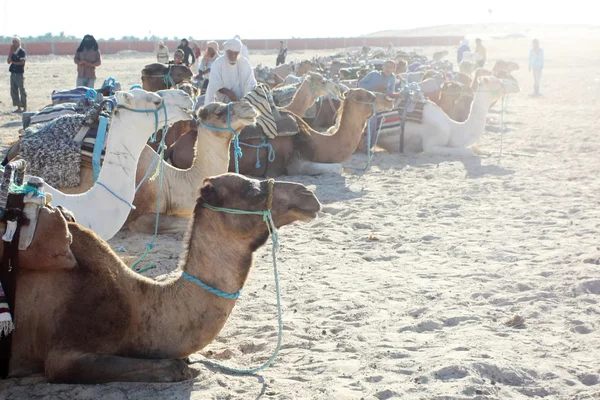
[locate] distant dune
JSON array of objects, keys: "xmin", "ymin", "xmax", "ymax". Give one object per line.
[{"xmin": 365, "ymin": 23, "xmax": 600, "ymax": 40}]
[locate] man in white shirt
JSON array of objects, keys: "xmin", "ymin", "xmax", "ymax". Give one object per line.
[
  {"xmin": 233, "ymin": 35, "xmax": 250, "ymax": 62},
  {"xmin": 204, "ymin": 38, "xmax": 257, "ymax": 105}
]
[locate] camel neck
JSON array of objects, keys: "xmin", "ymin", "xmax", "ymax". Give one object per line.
[
  {"xmin": 449, "ymin": 91, "xmax": 495, "ymax": 148},
  {"xmin": 308, "ymin": 101, "xmax": 372, "ymax": 163},
  {"xmin": 286, "ymin": 82, "xmax": 316, "ymax": 116},
  {"xmin": 165, "ymin": 127, "xmax": 231, "ymax": 214}
]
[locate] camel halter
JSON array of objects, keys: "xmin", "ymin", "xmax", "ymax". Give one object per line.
[
  {"xmin": 197, "ymin": 102, "xmax": 243, "ymax": 174},
  {"xmin": 183, "ymin": 178, "xmax": 284, "ymax": 374},
  {"xmin": 352, "ymin": 98, "xmax": 384, "ymax": 171}
]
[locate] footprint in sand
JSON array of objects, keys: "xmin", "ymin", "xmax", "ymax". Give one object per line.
[
  {"xmin": 580, "ymin": 279, "xmax": 600, "ymax": 294},
  {"xmin": 578, "ymin": 373, "xmax": 599, "ymax": 386},
  {"xmin": 434, "ymin": 365, "xmax": 469, "ymax": 381},
  {"xmin": 374, "ymin": 389, "xmax": 398, "ymax": 400}
]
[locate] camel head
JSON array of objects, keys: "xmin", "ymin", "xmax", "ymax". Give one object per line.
[
  {"xmin": 197, "ymin": 101, "xmax": 258, "ymax": 134},
  {"xmin": 197, "ymin": 173, "xmax": 321, "ymax": 237},
  {"xmin": 141, "ymin": 63, "xmax": 194, "ymax": 91},
  {"xmin": 116, "ymin": 88, "xmax": 194, "ymax": 127},
  {"xmin": 476, "ymin": 76, "xmax": 520, "ymax": 99},
  {"xmin": 305, "ymin": 72, "xmax": 342, "ymax": 99},
  {"xmin": 343, "ymin": 88, "xmax": 393, "ymax": 114}
]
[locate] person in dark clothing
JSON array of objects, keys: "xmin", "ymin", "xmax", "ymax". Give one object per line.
[
  {"xmin": 6, "ymin": 36, "xmax": 27, "ymax": 113},
  {"xmin": 74, "ymin": 34, "xmax": 102, "ymax": 88},
  {"xmin": 177, "ymin": 39, "xmax": 196, "ymax": 67},
  {"xmin": 457, "ymin": 39, "xmax": 470, "ymax": 64},
  {"xmin": 276, "ymin": 41, "xmax": 287, "ymax": 66}
]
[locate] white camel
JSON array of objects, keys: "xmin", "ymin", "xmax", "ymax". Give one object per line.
[
  {"xmin": 30, "ymin": 89, "xmax": 193, "ymax": 240},
  {"xmin": 376, "ymin": 76, "xmax": 519, "ymax": 156}
]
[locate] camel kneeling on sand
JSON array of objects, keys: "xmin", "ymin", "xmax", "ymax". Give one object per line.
[{"xmin": 4, "ymin": 173, "xmax": 321, "ymax": 383}]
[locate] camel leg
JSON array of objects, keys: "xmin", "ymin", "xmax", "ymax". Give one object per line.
[
  {"xmin": 286, "ymin": 157, "xmax": 343, "ymax": 176},
  {"xmin": 127, "ymin": 213, "xmax": 191, "ymax": 234},
  {"xmin": 45, "ymin": 351, "xmax": 194, "ymax": 384},
  {"xmin": 423, "ymin": 145, "xmax": 474, "ymax": 158}
]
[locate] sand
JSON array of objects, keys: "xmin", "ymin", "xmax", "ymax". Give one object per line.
[{"xmin": 1, "ymin": 26, "xmax": 600, "ymax": 399}]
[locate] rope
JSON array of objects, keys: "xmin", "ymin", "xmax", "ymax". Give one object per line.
[
  {"xmin": 239, "ymin": 138, "xmax": 275, "ymax": 169},
  {"xmin": 96, "ymin": 182, "xmax": 136, "ymax": 209},
  {"xmin": 188, "ymin": 179, "xmax": 283, "ymax": 374},
  {"xmin": 197, "ymin": 103, "xmax": 242, "ymax": 173},
  {"xmin": 182, "ymin": 271, "xmax": 241, "ymax": 299},
  {"xmin": 121, "ymin": 98, "xmax": 171, "ymax": 273},
  {"xmin": 497, "ymin": 92, "xmax": 509, "ymax": 164}
]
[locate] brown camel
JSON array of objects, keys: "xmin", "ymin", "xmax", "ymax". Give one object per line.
[
  {"xmin": 141, "ymin": 63, "xmax": 197, "ymax": 153},
  {"xmin": 5, "ymin": 173, "xmax": 321, "ymax": 383},
  {"xmin": 164, "ymin": 73, "xmax": 341, "ymax": 169},
  {"xmin": 230, "ymin": 89, "xmax": 393, "ymax": 177},
  {"xmin": 126, "ymin": 101, "xmax": 258, "ymax": 234}
]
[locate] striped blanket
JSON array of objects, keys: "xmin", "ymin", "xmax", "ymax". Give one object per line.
[
  {"xmin": 51, "ymin": 87, "xmax": 90, "ymax": 105},
  {"xmin": 376, "ymin": 97, "xmax": 426, "ymax": 137},
  {"xmin": 242, "ymin": 83, "xmax": 279, "ymax": 139},
  {"xmin": 22, "ymin": 103, "xmax": 78, "ymax": 129}
]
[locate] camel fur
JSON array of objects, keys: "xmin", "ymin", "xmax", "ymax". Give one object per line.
[
  {"xmin": 376, "ymin": 76, "xmax": 520, "ymax": 157},
  {"xmin": 4, "ymin": 173, "xmax": 321, "ymax": 383}
]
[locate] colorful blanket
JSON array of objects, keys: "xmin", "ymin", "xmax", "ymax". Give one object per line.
[
  {"xmin": 242, "ymin": 84, "xmax": 279, "ymax": 139},
  {"xmin": 376, "ymin": 97, "xmax": 426, "ymax": 137}
]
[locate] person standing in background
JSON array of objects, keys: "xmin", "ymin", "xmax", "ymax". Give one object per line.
[
  {"xmin": 177, "ymin": 38, "xmax": 196, "ymax": 67},
  {"xmin": 457, "ymin": 39, "xmax": 470, "ymax": 64},
  {"xmin": 474, "ymin": 38, "xmax": 486, "ymax": 67},
  {"xmin": 7, "ymin": 36, "xmax": 27, "ymax": 113},
  {"xmin": 529, "ymin": 38, "xmax": 544, "ymax": 96},
  {"xmin": 74, "ymin": 34, "xmax": 101, "ymax": 88},
  {"xmin": 156, "ymin": 41, "xmax": 169, "ymax": 63},
  {"xmin": 276, "ymin": 41, "xmax": 287, "ymax": 66}
]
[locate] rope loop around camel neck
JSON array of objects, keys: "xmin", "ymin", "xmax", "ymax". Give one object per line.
[
  {"xmin": 185, "ymin": 178, "xmax": 283, "ymax": 374},
  {"xmin": 197, "ymin": 102, "xmax": 242, "ymax": 174}
]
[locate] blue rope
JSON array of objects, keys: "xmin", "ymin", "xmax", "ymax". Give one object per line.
[
  {"xmin": 190, "ymin": 187, "xmax": 283, "ymax": 374},
  {"xmin": 130, "ymin": 84, "xmax": 142, "ymax": 90},
  {"xmin": 181, "ymin": 271, "xmax": 242, "ymax": 299},
  {"xmin": 197, "ymin": 103, "xmax": 242, "ymax": 173},
  {"xmin": 239, "ymin": 138, "xmax": 275, "ymax": 169},
  {"xmin": 96, "ymin": 181, "xmax": 136, "ymax": 209}
]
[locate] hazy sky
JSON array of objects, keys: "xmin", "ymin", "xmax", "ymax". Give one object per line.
[{"xmin": 1, "ymin": 0, "xmax": 596, "ymax": 40}]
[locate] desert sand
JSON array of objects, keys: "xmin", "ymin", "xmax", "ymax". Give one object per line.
[{"xmin": 0, "ymin": 25, "xmax": 599, "ymax": 399}]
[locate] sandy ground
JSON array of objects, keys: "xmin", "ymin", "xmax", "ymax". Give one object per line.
[{"xmin": 1, "ymin": 27, "xmax": 600, "ymax": 399}]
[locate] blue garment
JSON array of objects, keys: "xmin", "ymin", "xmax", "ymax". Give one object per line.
[
  {"xmin": 358, "ymin": 71, "xmax": 396, "ymax": 95},
  {"xmin": 529, "ymin": 48, "xmax": 544, "ymax": 69},
  {"xmin": 408, "ymin": 62, "xmax": 421, "ymax": 72},
  {"xmin": 9, "ymin": 48, "xmax": 26, "ymax": 74},
  {"xmin": 457, "ymin": 45, "xmax": 470, "ymax": 63}
]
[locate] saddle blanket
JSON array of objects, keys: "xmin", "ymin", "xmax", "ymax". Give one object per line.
[
  {"xmin": 376, "ymin": 99, "xmax": 426, "ymax": 137},
  {"xmin": 242, "ymin": 83, "xmax": 279, "ymax": 139},
  {"xmin": 22, "ymin": 103, "xmax": 78, "ymax": 129}
]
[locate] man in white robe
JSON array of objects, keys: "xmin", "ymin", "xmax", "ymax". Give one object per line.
[{"xmin": 204, "ymin": 38, "xmax": 257, "ymax": 105}]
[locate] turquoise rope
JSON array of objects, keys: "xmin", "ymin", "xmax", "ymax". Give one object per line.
[
  {"xmin": 197, "ymin": 103, "xmax": 242, "ymax": 173},
  {"xmin": 239, "ymin": 138, "xmax": 275, "ymax": 169},
  {"xmin": 182, "ymin": 271, "xmax": 241, "ymax": 299},
  {"xmin": 96, "ymin": 181, "xmax": 136, "ymax": 209},
  {"xmin": 191, "ymin": 201, "xmax": 282, "ymax": 374}
]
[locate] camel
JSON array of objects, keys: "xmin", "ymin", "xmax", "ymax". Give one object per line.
[
  {"xmin": 4, "ymin": 173, "xmax": 321, "ymax": 383},
  {"xmin": 375, "ymin": 76, "xmax": 520, "ymax": 156},
  {"xmin": 126, "ymin": 101, "xmax": 259, "ymax": 234},
  {"xmin": 2, "ymin": 90, "xmax": 193, "ymax": 240},
  {"xmin": 164, "ymin": 73, "xmax": 342, "ymax": 170},
  {"xmin": 230, "ymin": 89, "xmax": 393, "ymax": 177},
  {"xmin": 141, "ymin": 64, "xmax": 197, "ymax": 153}
]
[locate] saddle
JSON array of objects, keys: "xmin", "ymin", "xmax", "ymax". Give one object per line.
[{"xmin": 239, "ymin": 110, "xmax": 299, "ymax": 141}]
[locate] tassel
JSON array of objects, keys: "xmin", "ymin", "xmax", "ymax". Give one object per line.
[
  {"xmin": 0, "ymin": 282, "xmax": 13, "ymax": 337},
  {"xmin": 2, "ymin": 220, "xmax": 17, "ymax": 242}
]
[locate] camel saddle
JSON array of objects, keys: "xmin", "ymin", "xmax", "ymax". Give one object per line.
[{"xmin": 239, "ymin": 110, "xmax": 299, "ymax": 141}]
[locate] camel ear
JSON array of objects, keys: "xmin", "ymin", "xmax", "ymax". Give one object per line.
[{"xmin": 198, "ymin": 180, "xmax": 224, "ymax": 207}]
